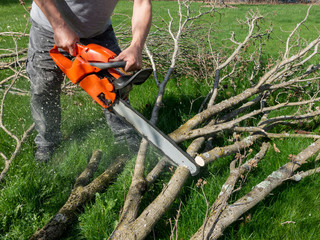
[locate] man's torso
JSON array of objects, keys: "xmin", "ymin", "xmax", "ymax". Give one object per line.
[{"xmin": 30, "ymin": 0, "xmax": 119, "ymax": 38}]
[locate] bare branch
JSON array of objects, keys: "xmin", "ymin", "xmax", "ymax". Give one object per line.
[{"xmin": 192, "ymin": 139, "xmax": 320, "ymax": 240}]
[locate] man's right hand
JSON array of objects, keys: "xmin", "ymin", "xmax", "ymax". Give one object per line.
[
  {"xmin": 34, "ymin": 0, "xmax": 79, "ymax": 56},
  {"xmin": 53, "ymin": 23, "xmax": 79, "ymax": 56}
]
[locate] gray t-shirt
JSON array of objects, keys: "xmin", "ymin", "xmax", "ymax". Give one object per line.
[{"xmin": 30, "ymin": 0, "xmax": 119, "ymax": 38}]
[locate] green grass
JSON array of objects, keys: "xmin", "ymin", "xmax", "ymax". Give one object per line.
[{"xmin": 1, "ymin": 1, "xmax": 320, "ymax": 240}]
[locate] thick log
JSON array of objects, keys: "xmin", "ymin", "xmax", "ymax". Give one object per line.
[{"xmin": 30, "ymin": 151, "xmax": 127, "ymax": 240}]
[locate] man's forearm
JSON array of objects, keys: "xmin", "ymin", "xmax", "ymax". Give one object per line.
[
  {"xmin": 33, "ymin": 0, "xmax": 79, "ymax": 55},
  {"xmin": 33, "ymin": 0, "xmax": 66, "ymax": 32},
  {"xmin": 100, "ymin": 0, "xmax": 152, "ymax": 71},
  {"xmin": 131, "ymin": 0, "xmax": 152, "ymax": 50}
]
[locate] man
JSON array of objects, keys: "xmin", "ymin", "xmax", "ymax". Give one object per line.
[{"xmin": 26, "ymin": 0, "xmax": 152, "ymax": 161}]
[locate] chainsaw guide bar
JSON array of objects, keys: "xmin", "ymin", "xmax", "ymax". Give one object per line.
[{"xmin": 112, "ymin": 99, "xmax": 199, "ymax": 176}]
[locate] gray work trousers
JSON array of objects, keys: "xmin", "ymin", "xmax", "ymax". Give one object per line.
[{"xmin": 26, "ymin": 20, "xmax": 136, "ymax": 149}]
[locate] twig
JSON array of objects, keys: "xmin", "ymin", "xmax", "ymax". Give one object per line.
[
  {"xmin": 0, "ymin": 32, "xmax": 29, "ymax": 37},
  {"xmin": 289, "ymin": 167, "xmax": 320, "ymax": 182}
]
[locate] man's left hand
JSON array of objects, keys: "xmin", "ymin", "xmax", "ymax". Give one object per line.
[{"xmin": 110, "ymin": 45, "xmax": 142, "ymax": 72}]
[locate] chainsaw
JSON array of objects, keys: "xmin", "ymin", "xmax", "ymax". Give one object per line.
[{"xmin": 49, "ymin": 43, "xmax": 199, "ymax": 176}]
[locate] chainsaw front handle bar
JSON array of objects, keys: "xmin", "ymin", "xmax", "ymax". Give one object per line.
[{"xmin": 89, "ymin": 61, "xmax": 126, "ymax": 70}]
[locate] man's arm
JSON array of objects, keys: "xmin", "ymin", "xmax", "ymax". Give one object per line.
[
  {"xmin": 111, "ymin": 0, "xmax": 152, "ymax": 72},
  {"xmin": 33, "ymin": 0, "xmax": 79, "ymax": 55}
]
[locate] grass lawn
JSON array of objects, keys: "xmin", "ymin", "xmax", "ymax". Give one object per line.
[{"xmin": 0, "ymin": 1, "xmax": 320, "ymax": 239}]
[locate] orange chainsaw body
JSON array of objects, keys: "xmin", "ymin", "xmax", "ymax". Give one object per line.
[{"xmin": 49, "ymin": 43, "xmax": 126, "ymax": 108}]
